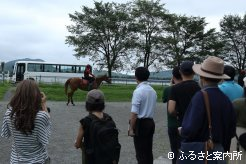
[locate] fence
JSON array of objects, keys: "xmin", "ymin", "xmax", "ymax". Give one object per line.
[
  {"xmin": 32, "ymin": 76, "xmax": 170, "ymax": 86},
  {"xmin": 0, "ymin": 72, "xmax": 10, "ymax": 83},
  {"xmin": 110, "ymin": 77, "xmax": 170, "ymax": 86},
  {"xmin": 8, "ymin": 75, "xmax": 171, "ymax": 86}
]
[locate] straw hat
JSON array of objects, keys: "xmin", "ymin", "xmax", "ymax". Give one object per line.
[{"xmin": 192, "ymin": 56, "xmax": 230, "ymax": 79}]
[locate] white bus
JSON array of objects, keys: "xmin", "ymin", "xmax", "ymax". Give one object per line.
[{"xmin": 11, "ymin": 61, "xmax": 87, "ymax": 83}]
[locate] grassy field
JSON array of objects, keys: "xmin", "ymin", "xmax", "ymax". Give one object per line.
[
  {"xmin": 0, "ymin": 82, "xmax": 166, "ymax": 102},
  {"xmin": 0, "ymin": 82, "xmax": 11, "ymax": 100}
]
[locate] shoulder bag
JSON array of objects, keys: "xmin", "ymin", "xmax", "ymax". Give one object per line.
[{"xmin": 177, "ymin": 90, "xmax": 216, "ymax": 164}]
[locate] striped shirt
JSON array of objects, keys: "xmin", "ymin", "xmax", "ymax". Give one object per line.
[{"xmin": 1, "ymin": 108, "xmax": 51, "ymax": 164}]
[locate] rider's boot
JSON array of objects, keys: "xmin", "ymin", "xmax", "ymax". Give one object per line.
[{"xmin": 88, "ymin": 82, "xmax": 92, "ymax": 91}]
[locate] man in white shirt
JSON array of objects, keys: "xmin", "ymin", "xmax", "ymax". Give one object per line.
[{"xmin": 128, "ymin": 67, "xmax": 157, "ymax": 164}]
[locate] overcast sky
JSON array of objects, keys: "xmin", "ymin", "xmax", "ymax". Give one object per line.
[{"xmin": 0, "ymin": 0, "xmax": 245, "ymax": 65}]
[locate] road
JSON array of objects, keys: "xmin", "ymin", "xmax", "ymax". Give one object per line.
[{"xmin": 0, "ymin": 101, "xmax": 171, "ymax": 164}]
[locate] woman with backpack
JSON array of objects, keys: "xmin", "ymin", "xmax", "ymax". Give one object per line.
[{"xmin": 74, "ymin": 89, "xmax": 121, "ymax": 164}]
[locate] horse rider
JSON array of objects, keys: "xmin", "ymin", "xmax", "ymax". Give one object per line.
[{"xmin": 83, "ymin": 64, "xmax": 95, "ymax": 89}]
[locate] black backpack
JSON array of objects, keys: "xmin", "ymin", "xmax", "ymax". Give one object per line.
[{"xmin": 88, "ymin": 113, "xmax": 121, "ymax": 164}]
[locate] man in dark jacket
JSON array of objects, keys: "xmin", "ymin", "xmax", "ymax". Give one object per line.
[{"xmin": 181, "ymin": 56, "xmax": 236, "ymax": 162}]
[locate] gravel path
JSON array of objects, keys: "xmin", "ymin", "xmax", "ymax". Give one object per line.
[{"xmin": 0, "ymin": 101, "xmax": 171, "ymax": 164}]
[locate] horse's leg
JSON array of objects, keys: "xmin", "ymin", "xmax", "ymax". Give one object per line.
[
  {"xmin": 71, "ymin": 91, "xmax": 75, "ymax": 106},
  {"xmin": 66, "ymin": 94, "xmax": 70, "ymax": 106},
  {"xmin": 67, "ymin": 91, "xmax": 71, "ymax": 106}
]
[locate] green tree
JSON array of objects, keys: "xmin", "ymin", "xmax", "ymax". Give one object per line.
[
  {"xmin": 129, "ymin": 0, "xmax": 168, "ymax": 69},
  {"xmin": 163, "ymin": 14, "xmax": 223, "ymax": 67},
  {"xmin": 196, "ymin": 29, "xmax": 225, "ymax": 63},
  {"xmin": 66, "ymin": 2, "xmax": 133, "ymax": 77},
  {"xmin": 220, "ymin": 14, "xmax": 246, "ymax": 72}
]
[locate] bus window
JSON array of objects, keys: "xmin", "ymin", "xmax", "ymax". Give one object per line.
[
  {"xmin": 28, "ymin": 63, "xmax": 43, "ymax": 72},
  {"xmin": 60, "ymin": 65, "xmax": 73, "ymax": 73},
  {"xmin": 44, "ymin": 64, "xmax": 57, "ymax": 72},
  {"xmin": 76, "ymin": 66, "xmax": 85, "ymax": 73},
  {"xmin": 76, "ymin": 66, "xmax": 81, "ymax": 73}
]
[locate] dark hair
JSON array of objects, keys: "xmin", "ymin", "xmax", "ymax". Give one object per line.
[
  {"xmin": 224, "ymin": 65, "xmax": 235, "ymax": 81},
  {"xmin": 8, "ymin": 79, "xmax": 42, "ymax": 134},
  {"xmin": 180, "ymin": 61, "xmax": 194, "ymax": 76},
  {"xmin": 172, "ymin": 66, "xmax": 182, "ymax": 80},
  {"xmin": 86, "ymin": 64, "xmax": 92, "ymax": 70},
  {"xmin": 135, "ymin": 67, "xmax": 150, "ymax": 81},
  {"xmin": 203, "ymin": 77, "xmax": 221, "ymax": 84},
  {"xmin": 85, "ymin": 102, "xmax": 105, "ymax": 112}
]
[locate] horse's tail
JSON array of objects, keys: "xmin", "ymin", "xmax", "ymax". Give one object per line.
[{"xmin": 65, "ymin": 78, "xmax": 71, "ymax": 95}]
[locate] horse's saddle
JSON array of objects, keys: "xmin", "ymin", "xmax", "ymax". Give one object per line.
[
  {"xmin": 81, "ymin": 79, "xmax": 89, "ymax": 85},
  {"xmin": 81, "ymin": 79, "xmax": 94, "ymax": 91}
]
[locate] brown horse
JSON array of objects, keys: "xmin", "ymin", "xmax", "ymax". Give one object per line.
[{"xmin": 65, "ymin": 75, "xmax": 111, "ymax": 105}]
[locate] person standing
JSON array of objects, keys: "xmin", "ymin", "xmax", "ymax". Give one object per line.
[
  {"xmin": 180, "ymin": 56, "xmax": 236, "ymax": 161},
  {"xmin": 230, "ymin": 79, "xmax": 246, "ymax": 163},
  {"xmin": 162, "ymin": 66, "xmax": 182, "ymax": 164},
  {"xmin": 219, "ymin": 65, "xmax": 244, "ymax": 101},
  {"xmin": 238, "ymin": 70, "xmax": 245, "ymax": 87},
  {"xmin": 168, "ymin": 61, "xmax": 200, "ymax": 128},
  {"xmin": 74, "ymin": 89, "xmax": 121, "ymax": 164},
  {"xmin": 219, "ymin": 65, "xmax": 244, "ymax": 162},
  {"xmin": 1, "ymin": 79, "xmax": 51, "ymax": 164},
  {"xmin": 128, "ymin": 67, "xmax": 157, "ymax": 164}
]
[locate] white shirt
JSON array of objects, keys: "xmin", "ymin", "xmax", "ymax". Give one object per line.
[{"xmin": 131, "ymin": 81, "xmax": 157, "ymax": 118}]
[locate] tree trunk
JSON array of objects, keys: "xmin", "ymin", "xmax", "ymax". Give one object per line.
[{"xmin": 107, "ymin": 66, "xmax": 112, "ymax": 78}]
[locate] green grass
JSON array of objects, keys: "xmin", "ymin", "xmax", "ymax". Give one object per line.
[
  {"xmin": 0, "ymin": 82, "xmax": 12, "ymax": 100},
  {"xmin": 38, "ymin": 83, "xmax": 166, "ymax": 102},
  {"xmin": 0, "ymin": 82, "xmax": 166, "ymax": 102}
]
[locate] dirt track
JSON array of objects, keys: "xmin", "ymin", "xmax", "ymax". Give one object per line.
[{"xmin": 0, "ymin": 101, "xmax": 170, "ymax": 164}]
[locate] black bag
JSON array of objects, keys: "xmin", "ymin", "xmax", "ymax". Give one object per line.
[
  {"xmin": 236, "ymin": 133, "xmax": 246, "ymax": 151},
  {"xmin": 89, "ymin": 113, "xmax": 121, "ymax": 164}
]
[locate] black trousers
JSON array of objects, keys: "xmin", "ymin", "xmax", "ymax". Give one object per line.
[
  {"xmin": 168, "ymin": 127, "xmax": 180, "ymax": 164},
  {"xmin": 133, "ymin": 118, "xmax": 155, "ymax": 164}
]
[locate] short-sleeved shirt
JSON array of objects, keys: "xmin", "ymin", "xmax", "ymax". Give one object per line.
[
  {"xmin": 181, "ymin": 87, "xmax": 236, "ymax": 151},
  {"xmin": 219, "ymin": 81, "xmax": 244, "ymax": 101},
  {"xmin": 162, "ymin": 86, "xmax": 177, "ymax": 128},
  {"xmin": 169, "ymin": 80, "xmax": 200, "ymax": 126},
  {"xmin": 1, "ymin": 108, "xmax": 51, "ymax": 164},
  {"xmin": 131, "ymin": 81, "xmax": 157, "ymax": 118}
]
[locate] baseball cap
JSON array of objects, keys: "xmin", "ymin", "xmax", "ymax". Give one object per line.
[
  {"xmin": 86, "ymin": 89, "xmax": 105, "ymax": 104},
  {"xmin": 180, "ymin": 61, "xmax": 194, "ymax": 75}
]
